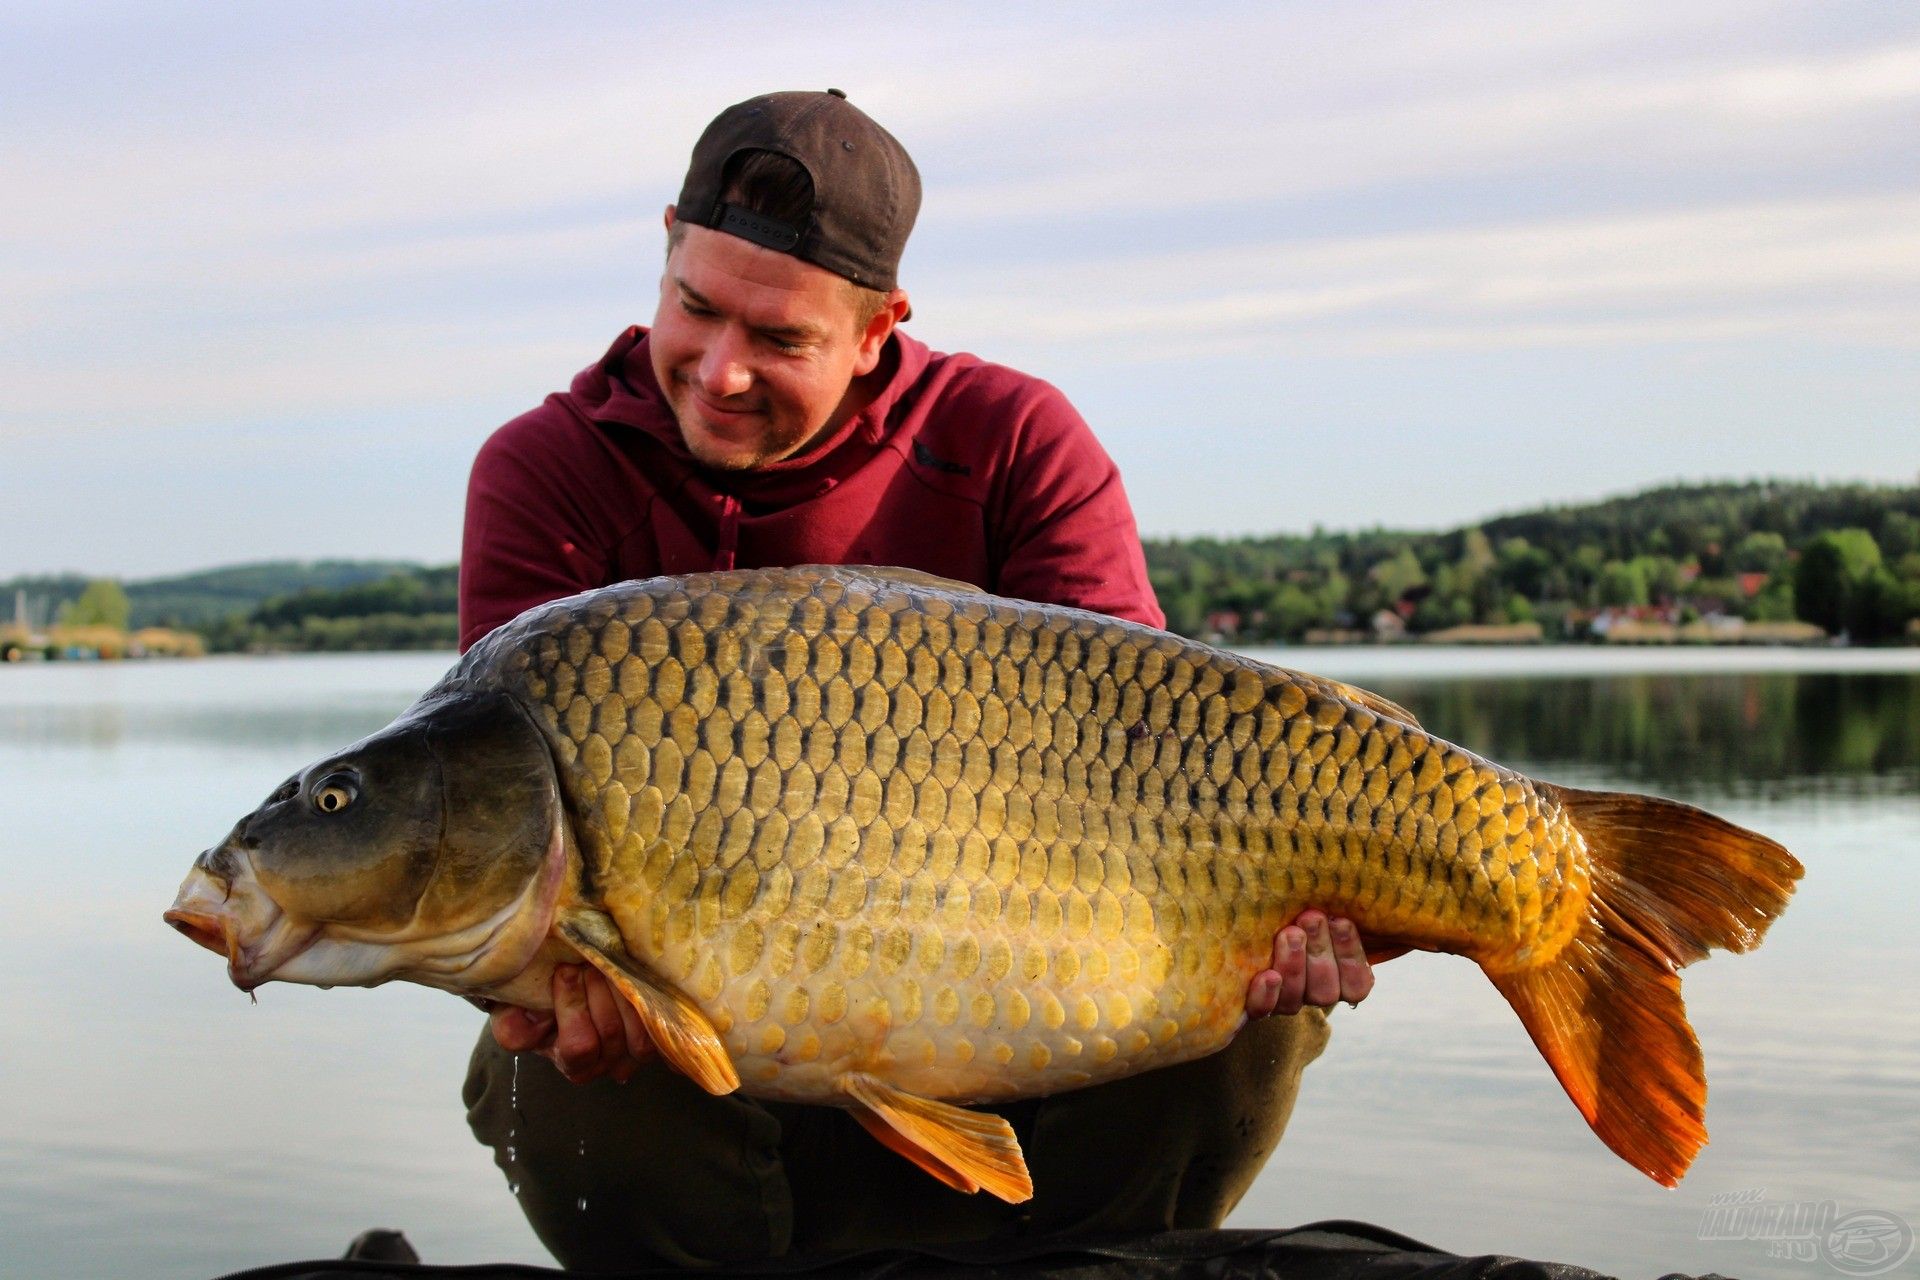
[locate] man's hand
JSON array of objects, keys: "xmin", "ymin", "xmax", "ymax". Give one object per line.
[
  {"xmin": 1245, "ymin": 909, "xmax": 1374, "ymax": 1017},
  {"xmin": 489, "ymin": 965, "xmax": 655, "ymax": 1085}
]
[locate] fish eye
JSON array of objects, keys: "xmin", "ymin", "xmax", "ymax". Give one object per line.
[{"xmin": 311, "ymin": 773, "xmax": 359, "ymax": 815}]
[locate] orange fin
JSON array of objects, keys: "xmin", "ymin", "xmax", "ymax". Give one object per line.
[
  {"xmin": 1490, "ymin": 786, "xmax": 1802, "ymax": 1186},
  {"xmin": 851, "ymin": 1108, "xmax": 980, "ymax": 1194},
  {"xmin": 558, "ymin": 910, "xmax": 740, "ymax": 1096},
  {"xmin": 841, "ymin": 1073, "xmax": 1033, "ymax": 1204}
]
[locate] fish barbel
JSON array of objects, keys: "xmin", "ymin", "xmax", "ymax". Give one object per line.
[{"xmin": 167, "ymin": 566, "xmax": 1801, "ymax": 1201}]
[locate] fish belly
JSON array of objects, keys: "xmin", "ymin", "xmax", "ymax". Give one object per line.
[{"xmin": 467, "ymin": 566, "xmax": 1587, "ymax": 1105}]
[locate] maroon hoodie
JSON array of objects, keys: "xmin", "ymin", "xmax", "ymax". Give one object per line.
[{"xmin": 459, "ymin": 327, "xmax": 1163, "ymax": 651}]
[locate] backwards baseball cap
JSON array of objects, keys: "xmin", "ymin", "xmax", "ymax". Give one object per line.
[{"xmin": 675, "ymin": 89, "xmax": 921, "ymax": 293}]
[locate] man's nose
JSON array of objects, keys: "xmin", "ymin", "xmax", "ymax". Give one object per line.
[{"xmin": 695, "ymin": 331, "xmax": 753, "ymax": 398}]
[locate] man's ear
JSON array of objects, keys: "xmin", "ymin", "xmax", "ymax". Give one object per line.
[
  {"xmin": 852, "ymin": 290, "xmax": 911, "ymax": 376},
  {"xmin": 663, "ymin": 204, "xmax": 677, "ymax": 231}
]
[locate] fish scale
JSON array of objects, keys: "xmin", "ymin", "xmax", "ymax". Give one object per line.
[{"xmin": 469, "ymin": 566, "xmax": 1565, "ymax": 1105}]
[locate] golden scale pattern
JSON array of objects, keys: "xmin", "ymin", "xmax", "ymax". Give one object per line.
[{"xmin": 469, "ymin": 568, "xmax": 1588, "ymax": 1104}]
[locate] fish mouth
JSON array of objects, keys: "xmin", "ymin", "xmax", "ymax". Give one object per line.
[
  {"xmin": 164, "ymin": 907, "xmax": 239, "ymax": 969},
  {"xmin": 165, "ymin": 862, "xmax": 320, "ymax": 992}
]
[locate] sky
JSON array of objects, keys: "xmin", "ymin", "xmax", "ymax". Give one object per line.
[{"xmin": 2, "ymin": 0, "xmax": 1916, "ymax": 579}]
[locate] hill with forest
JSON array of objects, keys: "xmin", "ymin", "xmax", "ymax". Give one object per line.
[
  {"xmin": 1, "ymin": 560, "xmax": 424, "ymax": 631},
  {"xmin": 1145, "ymin": 480, "xmax": 1920, "ymax": 642}
]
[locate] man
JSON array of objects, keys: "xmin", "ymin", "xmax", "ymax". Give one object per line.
[{"xmin": 458, "ymin": 89, "xmax": 1374, "ymax": 1270}]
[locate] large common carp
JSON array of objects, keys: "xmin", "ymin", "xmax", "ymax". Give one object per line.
[{"xmin": 167, "ymin": 566, "xmax": 1800, "ymax": 1201}]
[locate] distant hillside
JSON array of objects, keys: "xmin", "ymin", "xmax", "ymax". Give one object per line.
[
  {"xmin": 2, "ymin": 560, "xmax": 425, "ymax": 630},
  {"xmin": 1145, "ymin": 480, "xmax": 1920, "ymax": 643},
  {"xmin": 201, "ymin": 565, "xmax": 459, "ymax": 653}
]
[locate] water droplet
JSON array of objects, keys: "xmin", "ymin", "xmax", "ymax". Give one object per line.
[
  {"xmin": 577, "ymin": 1139, "xmax": 587, "ymax": 1156},
  {"xmin": 576, "ymin": 1196, "xmax": 589, "ymax": 1212}
]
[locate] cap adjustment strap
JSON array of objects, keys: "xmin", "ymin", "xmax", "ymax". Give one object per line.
[{"xmin": 715, "ymin": 203, "xmax": 803, "ymax": 252}]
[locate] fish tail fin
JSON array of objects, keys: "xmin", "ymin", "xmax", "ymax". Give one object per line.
[{"xmin": 1486, "ymin": 785, "xmax": 1802, "ymax": 1186}]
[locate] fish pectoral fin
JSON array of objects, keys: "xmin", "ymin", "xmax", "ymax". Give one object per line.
[
  {"xmin": 1363, "ymin": 941, "xmax": 1414, "ymax": 965},
  {"xmin": 840, "ymin": 1073, "xmax": 1033, "ymax": 1204},
  {"xmin": 556, "ymin": 910, "xmax": 740, "ymax": 1096}
]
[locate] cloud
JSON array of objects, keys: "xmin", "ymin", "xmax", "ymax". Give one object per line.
[
  {"xmin": 928, "ymin": 38, "xmax": 1920, "ymax": 223},
  {"xmin": 911, "ymin": 192, "xmax": 1920, "ymax": 365}
]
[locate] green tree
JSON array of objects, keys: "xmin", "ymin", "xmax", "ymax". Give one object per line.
[
  {"xmin": 1729, "ymin": 531, "xmax": 1788, "ymax": 575},
  {"xmin": 1368, "ymin": 548, "xmax": 1426, "ymax": 603},
  {"xmin": 1880, "ymin": 511, "xmax": 1920, "ymax": 559},
  {"xmin": 1794, "ymin": 529, "xmax": 1883, "ymax": 637},
  {"xmin": 1749, "ymin": 579, "xmax": 1796, "ymax": 622},
  {"xmin": 1596, "ymin": 560, "xmax": 1649, "ymax": 607},
  {"xmin": 61, "ymin": 578, "xmax": 132, "ymax": 630}
]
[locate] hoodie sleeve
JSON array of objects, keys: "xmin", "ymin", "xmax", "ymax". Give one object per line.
[
  {"xmin": 989, "ymin": 383, "xmax": 1166, "ymax": 629},
  {"xmin": 459, "ymin": 405, "xmax": 614, "ymax": 652}
]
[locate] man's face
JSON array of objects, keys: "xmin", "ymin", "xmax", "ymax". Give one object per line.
[{"xmin": 649, "ymin": 215, "xmax": 898, "ymax": 471}]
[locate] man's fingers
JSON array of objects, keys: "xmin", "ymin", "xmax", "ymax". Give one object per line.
[
  {"xmin": 549, "ymin": 965, "xmax": 605, "ymax": 1082},
  {"xmin": 581, "ymin": 968, "xmax": 629, "ymax": 1077},
  {"xmin": 1250, "ymin": 910, "xmax": 1377, "ymax": 1016},
  {"xmin": 1300, "ymin": 911, "xmax": 1341, "ymax": 1008},
  {"xmin": 1330, "ymin": 917, "xmax": 1376, "ymax": 1005},
  {"xmin": 1246, "ymin": 970, "xmax": 1280, "ymax": 1018},
  {"xmin": 1264, "ymin": 925, "xmax": 1310, "ymax": 1017},
  {"xmin": 489, "ymin": 1005, "xmax": 556, "ymax": 1054}
]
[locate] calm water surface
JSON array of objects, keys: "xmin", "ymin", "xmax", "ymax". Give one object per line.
[{"xmin": 2, "ymin": 648, "xmax": 1915, "ymax": 1279}]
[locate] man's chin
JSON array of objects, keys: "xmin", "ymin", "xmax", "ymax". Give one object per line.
[
  {"xmin": 678, "ymin": 415, "xmax": 793, "ymax": 472},
  {"xmin": 684, "ymin": 437, "xmax": 767, "ymax": 472}
]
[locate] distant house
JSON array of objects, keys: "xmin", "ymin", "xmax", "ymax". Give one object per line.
[
  {"xmin": 1737, "ymin": 572, "xmax": 1770, "ymax": 598},
  {"xmin": 1202, "ymin": 610, "xmax": 1241, "ymax": 641},
  {"xmin": 1370, "ymin": 609, "xmax": 1407, "ymax": 641},
  {"xmin": 1589, "ymin": 604, "xmax": 1679, "ymax": 638}
]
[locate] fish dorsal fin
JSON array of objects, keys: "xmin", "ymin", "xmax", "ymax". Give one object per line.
[
  {"xmin": 1330, "ymin": 680, "xmax": 1423, "ymax": 728},
  {"xmin": 841, "ymin": 1072, "xmax": 1033, "ymax": 1203},
  {"xmin": 558, "ymin": 909, "xmax": 740, "ymax": 1095},
  {"xmin": 804, "ymin": 565, "xmax": 987, "ymax": 595}
]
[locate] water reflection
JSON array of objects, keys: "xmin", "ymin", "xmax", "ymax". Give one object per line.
[
  {"xmin": 0, "ymin": 702, "xmax": 414, "ymax": 752},
  {"xmin": 1371, "ymin": 671, "xmax": 1920, "ymax": 798}
]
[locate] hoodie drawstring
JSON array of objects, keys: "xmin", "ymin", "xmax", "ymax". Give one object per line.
[{"xmin": 714, "ymin": 494, "xmax": 741, "ymax": 571}]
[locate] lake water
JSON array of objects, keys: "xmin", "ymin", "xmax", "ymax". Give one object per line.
[{"xmin": 2, "ymin": 648, "xmax": 1914, "ymax": 1279}]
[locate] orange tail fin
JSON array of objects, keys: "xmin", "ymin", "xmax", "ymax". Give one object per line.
[{"xmin": 1486, "ymin": 785, "xmax": 1802, "ymax": 1186}]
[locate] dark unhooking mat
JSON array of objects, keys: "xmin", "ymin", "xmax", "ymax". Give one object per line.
[{"xmin": 209, "ymin": 1224, "xmax": 1725, "ymax": 1280}]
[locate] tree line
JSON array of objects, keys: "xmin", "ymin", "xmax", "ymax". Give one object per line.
[
  {"xmin": 8, "ymin": 480, "xmax": 1919, "ymax": 656},
  {"xmin": 1145, "ymin": 481, "xmax": 1920, "ymax": 643},
  {"xmin": 198, "ymin": 566, "xmax": 460, "ymax": 652}
]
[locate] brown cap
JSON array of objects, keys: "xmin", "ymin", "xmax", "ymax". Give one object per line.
[{"xmin": 675, "ymin": 89, "xmax": 921, "ymax": 293}]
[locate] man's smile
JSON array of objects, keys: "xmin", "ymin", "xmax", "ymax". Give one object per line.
[{"xmin": 685, "ymin": 382, "xmax": 763, "ymax": 424}]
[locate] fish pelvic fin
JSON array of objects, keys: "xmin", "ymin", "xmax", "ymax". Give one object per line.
[
  {"xmin": 1490, "ymin": 786, "xmax": 1802, "ymax": 1187},
  {"xmin": 557, "ymin": 910, "xmax": 740, "ymax": 1096},
  {"xmin": 841, "ymin": 1073, "xmax": 1034, "ymax": 1204}
]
